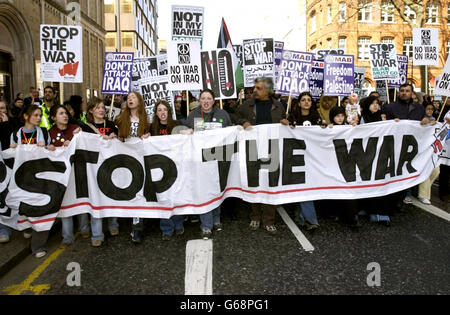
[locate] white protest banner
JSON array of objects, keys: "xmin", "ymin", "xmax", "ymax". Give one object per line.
[
  {"xmin": 0, "ymin": 152, "xmax": 13, "ymax": 227},
  {"xmin": 131, "ymin": 57, "xmax": 159, "ymax": 91},
  {"xmin": 168, "ymin": 41, "xmax": 202, "ymax": 91},
  {"xmin": 369, "ymin": 43, "xmax": 399, "ymax": 80},
  {"xmin": 139, "ymin": 76, "xmax": 176, "ymax": 121},
  {"xmin": 171, "ymin": 5, "xmax": 204, "ymax": 46},
  {"xmin": 435, "ymin": 55, "xmax": 450, "ymax": 97},
  {"xmin": 275, "ymin": 50, "xmax": 313, "ymax": 97},
  {"xmin": 243, "ymin": 38, "xmax": 274, "ymax": 87},
  {"xmin": 40, "ymin": 25, "xmax": 83, "ymax": 83},
  {"xmin": 413, "ymin": 28, "xmax": 439, "ymax": 66},
  {"xmin": 0, "ymin": 121, "xmax": 441, "ymax": 231},
  {"xmin": 201, "ymin": 48, "xmax": 236, "ymax": 99},
  {"xmin": 315, "ymin": 49, "xmax": 345, "ymax": 61},
  {"xmin": 101, "ymin": 52, "xmax": 134, "ymax": 95},
  {"xmin": 354, "ymin": 67, "xmax": 366, "ymax": 98}
]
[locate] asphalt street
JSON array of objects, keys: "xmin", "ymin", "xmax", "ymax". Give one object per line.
[{"xmin": 0, "ymin": 196, "xmax": 448, "ymax": 296}]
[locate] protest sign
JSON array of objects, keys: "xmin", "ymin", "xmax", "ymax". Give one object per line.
[
  {"xmin": 40, "ymin": 25, "xmax": 83, "ymax": 83},
  {"xmin": 323, "ymin": 54, "xmax": 354, "ymax": 97},
  {"xmin": 167, "ymin": 41, "xmax": 202, "ymax": 91},
  {"xmin": 101, "ymin": 52, "xmax": 134, "ymax": 95},
  {"xmin": 275, "ymin": 50, "xmax": 313, "ymax": 97},
  {"xmin": 274, "ymin": 41, "xmax": 285, "ymax": 85},
  {"xmin": 233, "ymin": 45, "xmax": 244, "ymax": 67},
  {"xmin": 413, "ymin": 28, "xmax": 439, "ymax": 66},
  {"xmin": 369, "ymin": 43, "xmax": 399, "ymax": 80},
  {"xmin": 435, "ymin": 55, "xmax": 450, "ymax": 97},
  {"xmin": 354, "ymin": 67, "xmax": 366, "ymax": 98},
  {"xmin": 171, "ymin": 5, "xmax": 204, "ymax": 46},
  {"xmin": 310, "ymin": 60, "xmax": 325, "ymax": 100},
  {"xmin": 315, "ymin": 49, "xmax": 345, "ymax": 61},
  {"xmin": 157, "ymin": 54, "xmax": 168, "ymax": 76},
  {"xmin": 243, "ymin": 38, "xmax": 274, "ymax": 87},
  {"xmin": 0, "ymin": 121, "xmax": 440, "ymax": 231},
  {"xmin": 131, "ymin": 57, "xmax": 158, "ymax": 91},
  {"xmin": 388, "ymin": 55, "xmax": 409, "ymax": 88},
  {"xmin": 201, "ymin": 48, "xmax": 236, "ymax": 99},
  {"xmin": 139, "ymin": 76, "xmax": 176, "ymax": 121},
  {"xmin": 376, "ymin": 80, "xmax": 388, "ymax": 102}
]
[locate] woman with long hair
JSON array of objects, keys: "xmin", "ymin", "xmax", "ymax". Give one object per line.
[{"xmin": 115, "ymin": 91, "xmax": 150, "ymax": 243}]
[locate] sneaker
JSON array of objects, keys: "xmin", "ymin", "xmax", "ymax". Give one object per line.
[
  {"xmin": 35, "ymin": 250, "xmax": 47, "ymax": 258},
  {"xmin": 81, "ymin": 232, "xmax": 90, "ymax": 239},
  {"xmin": 110, "ymin": 229, "xmax": 119, "ymax": 236},
  {"xmin": 23, "ymin": 231, "xmax": 32, "ymax": 239},
  {"xmin": 201, "ymin": 229, "xmax": 212, "ymax": 240},
  {"xmin": 0, "ymin": 235, "xmax": 10, "ymax": 243},
  {"xmin": 175, "ymin": 228, "xmax": 185, "ymax": 236},
  {"xmin": 263, "ymin": 225, "xmax": 277, "ymax": 235},
  {"xmin": 162, "ymin": 234, "xmax": 172, "ymax": 241},
  {"xmin": 59, "ymin": 242, "xmax": 71, "ymax": 249},
  {"xmin": 213, "ymin": 223, "xmax": 223, "ymax": 231},
  {"xmin": 305, "ymin": 223, "xmax": 319, "ymax": 231},
  {"xmin": 131, "ymin": 230, "xmax": 142, "ymax": 244},
  {"xmin": 249, "ymin": 221, "xmax": 260, "ymax": 231},
  {"xmin": 403, "ymin": 196, "xmax": 413, "ymax": 204},
  {"xmin": 419, "ymin": 198, "xmax": 431, "ymax": 205},
  {"xmin": 91, "ymin": 240, "xmax": 102, "ymax": 247}
]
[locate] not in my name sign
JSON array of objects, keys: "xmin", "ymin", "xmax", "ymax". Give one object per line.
[{"xmin": 171, "ymin": 5, "xmax": 204, "ymax": 45}]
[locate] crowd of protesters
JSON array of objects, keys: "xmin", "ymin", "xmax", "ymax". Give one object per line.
[{"xmin": 1, "ymin": 78, "xmax": 449, "ymax": 258}]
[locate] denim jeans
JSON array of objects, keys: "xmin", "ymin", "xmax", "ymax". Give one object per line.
[
  {"xmin": 31, "ymin": 230, "xmax": 50, "ymax": 254},
  {"xmin": 91, "ymin": 217, "xmax": 119, "ymax": 242},
  {"xmin": 297, "ymin": 201, "xmax": 319, "ymax": 226},
  {"xmin": 160, "ymin": 216, "xmax": 184, "ymax": 236},
  {"xmin": 62, "ymin": 214, "xmax": 89, "ymax": 243},
  {"xmin": 0, "ymin": 223, "xmax": 12, "ymax": 237},
  {"xmin": 200, "ymin": 207, "xmax": 221, "ymax": 231}
]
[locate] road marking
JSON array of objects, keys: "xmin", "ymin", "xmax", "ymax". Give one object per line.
[
  {"xmin": 3, "ymin": 233, "xmax": 77, "ymax": 295},
  {"xmin": 411, "ymin": 197, "xmax": 450, "ymax": 222},
  {"xmin": 185, "ymin": 240, "xmax": 213, "ymax": 295},
  {"xmin": 277, "ymin": 207, "xmax": 315, "ymax": 252}
]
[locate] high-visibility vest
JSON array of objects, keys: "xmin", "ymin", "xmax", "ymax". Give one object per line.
[{"xmin": 39, "ymin": 103, "xmax": 53, "ymax": 130}]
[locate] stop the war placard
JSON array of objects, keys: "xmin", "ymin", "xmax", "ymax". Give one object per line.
[
  {"xmin": 310, "ymin": 60, "xmax": 324, "ymax": 100},
  {"xmin": 40, "ymin": 25, "xmax": 83, "ymax": 83},
  {"xmin": 369, "ymin": 43, "xmax": 399, "ymax": 81},
  {"xmin": 167, "ymin": 41, "xmax": 202, "ymax": 91},
  {"xmin": 171, "ymin": 5, "xmax": 204, "ymax": 45},
  {"xmin": 101, "ymin": 52, "xmax": 134, "ymax": 95},
  {"xmin": 275, "ymin": 50, "xmax": 313, "ymax": 97},
  {"xmin": 413, "ymin": 28, "xmax": 439, "ymax": 66},
  {"xmin": 201, "ymin": 48, "xmax": 236, "ymax": 99},
  {"xmin": 131, "ymin": 57, "xmax": 158, "ymax": 91},
  {"xmin": 243, "ymin": 38, "xmax": 274, "ymax": 87},
  {"xmin": 315, "ymin": 49, "xmax": 345, "ymax": 61},
  {"xmin": 323, "ymin": 54, "xmax": 354, "ymax": 97},
  {"xmin": 139, "ymin": 76, "xmax": 176, "ymax": 121}
]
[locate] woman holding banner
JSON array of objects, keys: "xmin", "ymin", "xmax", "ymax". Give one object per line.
[
  {"xmin": 81, "ymin": 98, "xmax": 120, "ymax": 247},
  {"xmin": 150, "ymin": 100, "xmax": 185, "ymax": 240},
  {"xmin": 115, "ymin": 91, "xmax": 150, "ymax": 244},
  {"xmin": 186, "ymin": 89, "xmax": 232, "ymax": 239}
]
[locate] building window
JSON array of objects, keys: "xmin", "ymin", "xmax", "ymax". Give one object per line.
[
  {"xmin": 426, "ymin": 2, "xmax": 439, "ymax": 24},
  {"xmin": 105, "ymin": 0, "xmax": 115, "ymax": 14},
  {"xmin": 404, "ymin": 6, "xmax": 417, "ymax": 24},
  {"xmin": 311, "ymin": 45, "xmax": 317, "ymax": 52},
  {"xmin": 121, "ymin": 0, "xmax": 133, "ymax": 14},
  {"xmin": 327, "ymin": 5, "xmax": 332, "ymax": 24},
  {"xmin": 327, "ymin": 38, "xmax": 332, "ymax": 49},
  {"xmin": 358, "ymin": 37, "xmax": 371, "ymax": 61},
  {"xmin": 448, "ymin": 5, "xmax": 450, "ymax": 24},
  {"xmin": 447, "ymin": 39, "xmax": 450, "ymax": 58},
  {"xmin": 311, "ymin": 13, "xmax": 316, "ymax": 34},
  {"xmin": 381, "ymin": 37, "xmax": 394, "ymax": 45},
  {"xmin": 106, "ymin": 33, "xmax": 116, "ymax": 48},
  {"xmin": 339, "ymin": 3, "xmax": 346, "ymax": 22},
  {"xmin": 358, "ymin": 1, "xmax": 372, "ymax": 22},
  {"xmin": 122, "ymin": 32, "xmax": 134, "ymax": 47},
  {"xmin": 403, "ymin": 38, "xmax": 413, "ymax": 59},
  {"xmin": 381, "ymin": 1, "xmax": 394, "ymax": 23},
  {"xmin": 338, "ymin": 37, "xmax": 346, "ymax": 51}
]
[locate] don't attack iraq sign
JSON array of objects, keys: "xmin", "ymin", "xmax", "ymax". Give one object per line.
[{"xmin": 102, "ymin": 52, "xmax": 134, "ymax": 95}]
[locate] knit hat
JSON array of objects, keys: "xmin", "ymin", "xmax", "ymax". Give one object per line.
[{"xmin": 329, "ymin": 106, "xmax": 346, "ymax": 124}]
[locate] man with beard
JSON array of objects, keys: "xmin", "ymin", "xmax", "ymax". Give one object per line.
[
  {"xmin": 40, "ymin": 86, "xmax": 59, "ymax": 130},
  {"xmin": 384, "ymin": 84, "xmax": 425, "ymax": 122}
]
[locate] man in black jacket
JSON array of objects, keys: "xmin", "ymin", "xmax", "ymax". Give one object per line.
[
  {"xmin": 384, "ymin": 83, "xmax": 426, "ymax": 122},
  {"xmin": 236, "ymin": 77, "xmax": 286, "ymax": 235}
]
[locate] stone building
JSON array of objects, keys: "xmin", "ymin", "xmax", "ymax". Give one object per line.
[
  {"xmin": 0, "ymin": 0, "xmax": 106, "ymax": 103},
  {"xmin": 305, "ymin": 0, "xmax": 450, "ymax": 96}
]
